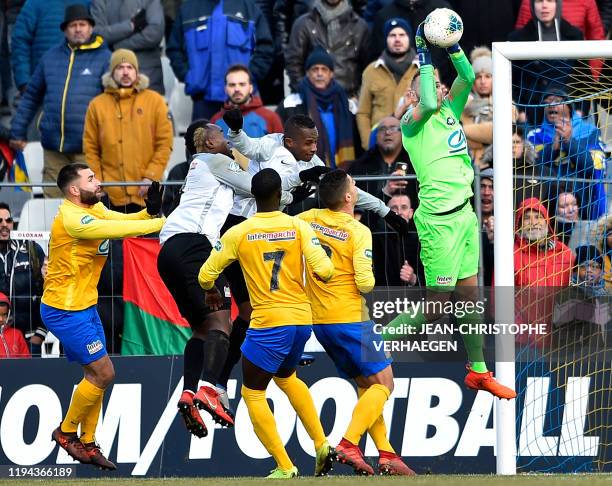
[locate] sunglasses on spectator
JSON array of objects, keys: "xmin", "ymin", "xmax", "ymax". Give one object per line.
[
  {"xmin": 378, "ymin": 126, "xmax": 401, "ymax": 133},
  {"xmin": 0, "ymin": 217, "xmax": 13, "ymax": 223}
]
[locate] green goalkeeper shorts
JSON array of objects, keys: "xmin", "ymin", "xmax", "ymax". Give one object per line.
[{"xmin": 414, "ymin": 203, "xmax": 480, "ymax": 288}]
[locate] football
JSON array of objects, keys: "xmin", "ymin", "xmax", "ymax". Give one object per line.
[{"xmin": 423, "ymin": 8, "xmax": 464, "ymax": 48}]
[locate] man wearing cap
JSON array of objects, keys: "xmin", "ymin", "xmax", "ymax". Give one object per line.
[
  {"xmin": 277, "ymin": 47, "xmax": 358, "ymax": 168},
  {"xmin": 9, "ymin": 4, "xmax": 110, "ymax": 198},
  {"xmin": 356, "ymin": 17, "xmax": 418, "ymax": 150},
  {"xmin": 83, "ymin": 48, "xmax": 173, "ymax": 212},
  {"xmin": 285, "ymin": 0, "xmax": 368, "ymax": 99}
]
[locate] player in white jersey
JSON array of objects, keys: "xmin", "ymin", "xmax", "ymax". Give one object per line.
[{"xmin": 157, "ymin": 123, "xmax": 298, "ymax": 438}]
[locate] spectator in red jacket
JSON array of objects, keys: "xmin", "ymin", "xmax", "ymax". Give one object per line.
[
  {"xmin": 515, "ymin": 0, "xmax": 605, "ymax": 41},
  {"xmin": 211, "ymin": 64, "xmax": 284, "ymax": 137},
  {"xmin": 0, "ymin": 291, "xmax": 30, "ymax": 358},
  {"xmin": 514, "ymin": 197, "xmax": 575, "ymax": 348}
]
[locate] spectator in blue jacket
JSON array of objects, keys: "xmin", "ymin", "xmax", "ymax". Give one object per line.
[
  {"xmin": 9, "ymin": 4, "xmax": 110, "ymax": 197},
  {"xmin": 11, "ymin": 0, "xmax": 89, "ymax": 93},
  {"xmin": 166, "ymin": 0, "xmax": 275, "ymax": 120},
  {"xmin": 528, "ymin": 89, "xmax": 608, "ymax": 221}
]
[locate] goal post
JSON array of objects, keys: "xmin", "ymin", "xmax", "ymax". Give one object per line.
[{"xmin": 492, "ymin": 40, "xmax": 612, "ymax": 476}]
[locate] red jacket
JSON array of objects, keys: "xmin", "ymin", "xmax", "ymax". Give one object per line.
[
  {"xmin": 0, "ymin": 325, "xmax": 31, "ymax": 358},
  {"xmin": 515, "ymin": 0, "xmax": 605, "ymax": 40}
]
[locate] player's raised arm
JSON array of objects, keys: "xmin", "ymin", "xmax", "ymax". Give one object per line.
[
  {"xmin": 198, "ymin": 228, "xmax": 240, "ymax": 290},
  {"xmin": 296, "ymin": 218, "xmax": 334, "ymax": 282},
  {"xmin": 400, "ymin": 23, "xmax": 438, "ymax": 137},
  {"xmin": 224, "ymin": 109, "xmax": 278, "ymax": 162},
  {"xmin": 446, "ymin": 44, "xmax": 476, "ymax": 119}
]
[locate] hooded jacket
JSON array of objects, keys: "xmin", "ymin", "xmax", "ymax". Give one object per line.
[
  {"xmin": 211, "ymin": 95, "xmax": 284, "ymax": 137},
  {"xmin": 10, "ymin": 34, "xmax": 110, "ymax": 153},
  {"xmin": 83, "ymin": 72, "xmax": 173, "ymax": 207},
  {"xmin": 514, "ymin": 197, "xmax": 575, "ymax": 288},
  {"xmin": 0, "ymin": 324, "xmax": 30, "ymax": 358}
]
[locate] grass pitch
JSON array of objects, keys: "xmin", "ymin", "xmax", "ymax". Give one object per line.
[{"xmin": 1, "ymin": 475, "xmax": 611, "ymax": 486}]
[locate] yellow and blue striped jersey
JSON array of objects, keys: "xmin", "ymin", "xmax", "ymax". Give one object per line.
[
  {"xmin": 42, "ymin": 200, "xmax": 164, "ymax": 311},
  {"xmin": 297, "ymin": 208, "xmax": 374, "ymax": 324},
  {"xmin": 198, "ymin": 210, "xmax": 334, "ymax": 328}
]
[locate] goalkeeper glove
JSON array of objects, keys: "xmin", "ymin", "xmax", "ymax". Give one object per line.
[
  {"xmin": 299, "ymin": 165, "xmax": 331, "ymax": 183},
  {"xmin": 415, "ymin": 22, "xmax": 432, "ymax": 67},
  {"xmin": 223, "ymin": 108, "xmax": 243, "ymax": 132}
]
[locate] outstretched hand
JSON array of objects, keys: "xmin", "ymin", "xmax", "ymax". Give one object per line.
[
  {"xmin": 290, "ymin": 183, "xmax": 316, "ymax": 205},
  {"xmin": 145, "ymin": 181, "xmax": 163, "ymax": 216},
  {"xmin": 299, "ymin": 165, "xmax": 331, "ymax": 183},
  {"xmin": 223, "ymin": 108, "xmax": 243, "ymax": 132}
]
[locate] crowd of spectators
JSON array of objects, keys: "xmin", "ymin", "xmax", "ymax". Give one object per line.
[{"xmin": 0, "ymin": 0, "xmax": 610, "ymax": 355}]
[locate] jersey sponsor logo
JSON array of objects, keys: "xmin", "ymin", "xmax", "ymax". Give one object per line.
[
  {"xmin": 364, "ymin": 249, "xmax": 372, "ymax": 259},
  {"xmin": 446, "ymin": 116, "xmax": 456, "ymax": 126},
  {"xmin": 247, "ymin": 230, "xmax": 296, "ymax": 242},
  {"xmin": 447, "ymin": 129, "xmax": 467, "ymax": 154},
  {"xmin": 436, "ymin": 275, "xmax": 453, "ymax": 285},
  {"xmin": 97, "ymin": 239, "xmax": 110, "ymax": 255},
  {"xmin": 214, "ymin": 241, "xmax": 222, "ymax": 251},
  {"xmin": 86, "ymin": 339, "xmax": 103, "ymax": 355},
  {"xmin": 309, "ymin": 223, "xmax": 348, "ymax": 241},
  {"xmin": 224, "ymin": 286, "xmax": 231, "ymax": 298},
  {"xmin": 311, "ymin": 237, "xmax": 320, "ymax": 246},
  {"xmin": 81, "ymin": 215, "xmax": 94, "ymax": 225}
]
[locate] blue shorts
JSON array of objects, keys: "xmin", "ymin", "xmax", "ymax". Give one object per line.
[
  {"xmin": 313, "ymin": 321, "xmax": 392, "ymax": 379},
  {"xmin": 40, "ymin": 303, "xmax": 107, "ymax": 365},
  {"xmin": 241, "ymin": 325, "xmax": 312, "ymax": 374}
]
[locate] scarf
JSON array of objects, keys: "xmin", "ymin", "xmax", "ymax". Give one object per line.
[
  {"xmin": 381, "ymin": 49, "xmax": 415, "ymax": 83},
  {"xmin": 298, "ymin": 77, "xmax": 355, "ymax": 168},
  {"xmin": 312, "ymin": 0, "xmax": 352, "ymax": 43}
]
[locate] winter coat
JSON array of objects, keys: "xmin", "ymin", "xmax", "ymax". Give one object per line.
[
  {"xmin": 166, "ymin": 0, "xmax": 274, "ymax": 101},
  {"xmin": 211, "ymin": 95, "xmax": 284, "ymax": 137},
  {"xmin": 91, "ymin": 0, "xmax": 166, "ymax": 94},
  {"xmin": 515, "ymin": 0, "xmax": 605, "ymax": 40},
  {"xmin": 83, "ymin": 73, "xmax": 173, "ymax": 207},
  {"xmin": 514, "ymin": 197, "xmax": 575, "ymax": 288},
  {"xmin": 587, "ymin": 214, "xmax": 612, "ymax": 289},
  {"xmin": 11, "ymin": 0, "xmax": 90, "ymax": 90},
  {"xmin": 10, "ymin": 35, "xmax": 110, "ymax": 153},
  {"xmin": 285, "ymin": 1, "xmax": 369, "ymax": 97},
  {"xmin": 0, "ymin": 325, "xmax": 30, "ymax": 358},
  {"xmin": 369, "ymin": 0, "xmax": 453, "ymax": 86},
  {"xmin": 356, "ymin": 58, "xmax": 418, "ymax": 149},
  {"xmin": 0, "ymin": 240, "xmax": 46, "ymax": 339}
]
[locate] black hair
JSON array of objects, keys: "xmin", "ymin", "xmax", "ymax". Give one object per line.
[
  {"xmin": 0, "ymin": 202, "xmax": 10, "ymax": 214},
  {"xmin": 251, "ymin": 168, "xmax": 281, "ymax": 200},
  {"xmin": 285, "ymin": 115, "xmax": 316, "ymax": 139},
  {"xmin": 57, "ymin": 163, "xmax": 90, "ymax": 193},
  {"xmin": 318, "ymin": 169, "xmax": 349, "ymax": 210},
  {"xmin": 184, "ymin": 118, "xmax": 210, "ymax": 158},
  {"xmin": 225, "ymin": 64, "xmax": 252, "ymax": 84}
]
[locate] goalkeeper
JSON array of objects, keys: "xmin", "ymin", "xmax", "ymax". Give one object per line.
[{"xmin": 390, "ymin": 23, "xmax": 516, "ymax": 400}]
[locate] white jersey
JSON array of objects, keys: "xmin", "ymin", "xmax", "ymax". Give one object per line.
[
  {"xmin": 228, "ymin": 130, "xmax": 390, "ymax": 218},
  {"xmin": 160, "ymin": 154, "xmax": 234, "ymax": 245}
]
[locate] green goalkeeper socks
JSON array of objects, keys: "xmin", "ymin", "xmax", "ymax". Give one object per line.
[{"xmin": 458, "ymin": 311, "xmax": 487, "ymax": 373}]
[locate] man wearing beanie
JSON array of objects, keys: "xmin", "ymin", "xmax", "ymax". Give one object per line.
[
  {"xmin": 83, "ymin": 48, "xmax": 173, "ymax": 212},
  {"xmin": 356, "ymin": 17, "xmax": 418, "ymax": 150},
  {"xmin": 277, "ymin": 46, "xmax": 358, "ymax": 169},
  {"xmin": 285, "ymin": 0, "xmax": 369, "ymax": 99},
  {"xmin": 9, "ymin": 4, "xmax": 110, "ymax": 197}
]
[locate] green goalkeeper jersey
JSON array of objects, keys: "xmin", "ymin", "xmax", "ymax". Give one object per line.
[{"xmin": 400, "ymin": 50, "xmax": 476, "ymax": 215}]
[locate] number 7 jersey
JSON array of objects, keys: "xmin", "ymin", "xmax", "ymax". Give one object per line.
[{"xmin": 198, "ymin": 210, "xmax": 334, "ymax": 328}]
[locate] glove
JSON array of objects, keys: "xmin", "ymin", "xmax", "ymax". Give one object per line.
[
  {"xmin": 289, "ymin": 183, "xmax": 316, "ymax": 205},
  {"xmin": 132, "ymin": 8, "xmax": 148, "ymax": 32},
  {"xmin": 415, "ymin": 22, "xmax": 431, "ymax": 66},
  {"xmin": 223, "ymin": 108, "xmax": 243, "ymax": 132},
  {"xmin": 383, "ymin": 210, "xmax": 410, "ymax": 236},
  {"xmin": 299, "ymin": 166, "xmax": 331, "ymax": 183},
  {"xmin": 145, "ymin": 181, "xmax": 163, "ymax": 216}
]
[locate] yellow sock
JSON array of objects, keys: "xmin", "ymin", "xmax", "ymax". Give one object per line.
[
  {"xmin": 344, "ymin": 384, "xmax": 390, "ymax": 445},
  {"xmin": 79, "ymin": 392, "xmax": 103, "ymax": 444},
  {"xmin": 241, "ymin": 385, "xmax": 294, "ymax": 471},
  {"xmin": 61, "ymin": 379, "xmax": 105, "ymax": 434},
  {"xmin": 358, "ymin": 387, "xmax": 395, "ymax": 454},
  {"xmin": 273, "ymin": 373, "xmax": 326, "ymax": 450}
]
